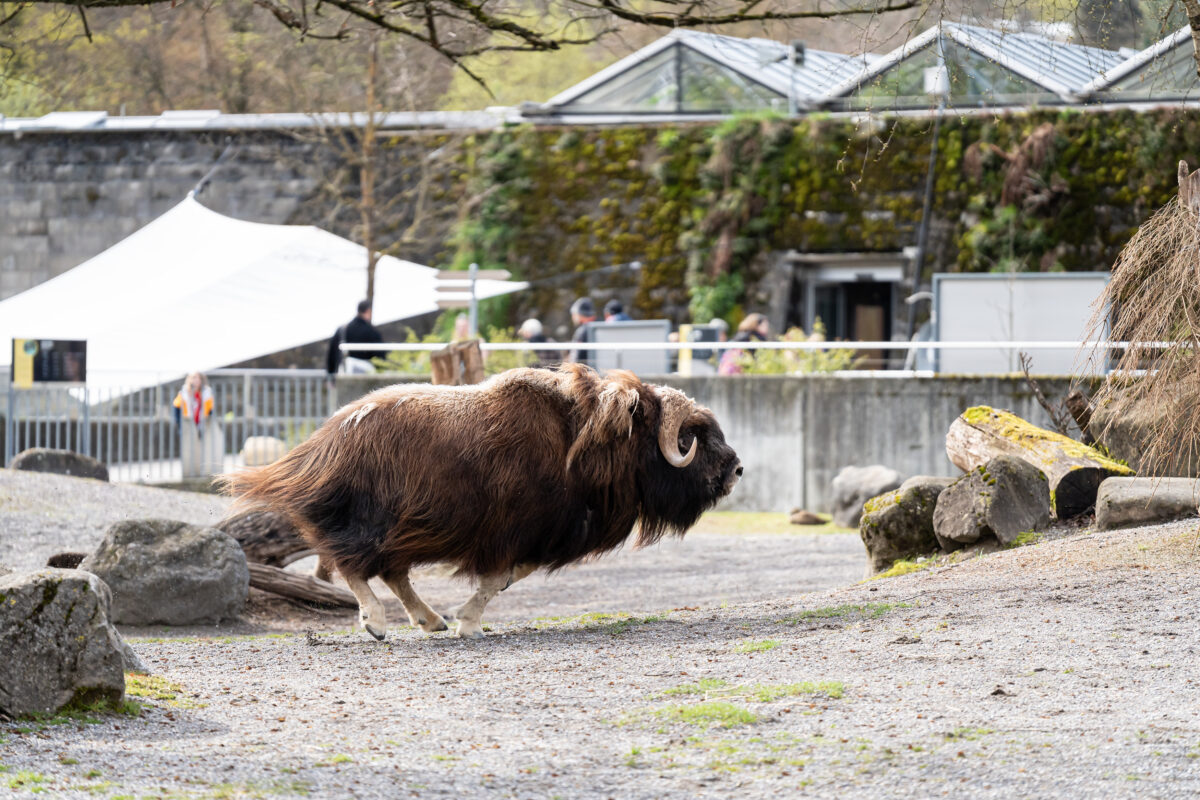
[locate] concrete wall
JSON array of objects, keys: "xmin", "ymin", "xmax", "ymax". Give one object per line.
[{"xmin": 335, "ymin": 373, "xmax": 1076, "ymax": 513}]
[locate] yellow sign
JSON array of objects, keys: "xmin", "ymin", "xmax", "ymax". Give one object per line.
[
  {"xmin": 677, "ymin": 324, "xmax": 692, "ymax": 377},
  {"xmin": 12, "ymin": 339, "xmax": 35, "ymax": 389}
]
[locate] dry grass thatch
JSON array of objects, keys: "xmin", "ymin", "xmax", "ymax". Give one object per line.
[{"xmin": 1086, "ymin": 161, "xmax": 1200, "ymax": 475}]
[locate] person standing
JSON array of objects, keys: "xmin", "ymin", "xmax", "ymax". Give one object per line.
[
  {"xmin": 604, "ymin": 299, "xmax": 632, "ymax": 322},
  {"xmin": 567, "ymin": 297, "xmax": 598, "ymax": 368},
  {"xmin": 518, "ymin": 318, "xmax": 562, "ymax": 368},
  {"xmin": 326, "ymin": 299, "xmax": 383, "ymax": 378},
  {"xmin": 173, "ymin": 372, "xmax": 223, "ymax": 477},
  {"xmin": 719, "ymin": 313, "xmax": 771, "ymax": 375}
]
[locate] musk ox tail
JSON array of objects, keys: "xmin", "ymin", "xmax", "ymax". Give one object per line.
[{"xmin": 217, "ymin": 438, "xmax": 330, "ymax": 518}]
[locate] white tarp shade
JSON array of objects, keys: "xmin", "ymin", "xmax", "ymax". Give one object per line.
[{"xmin": 0, "ymin": 196, "xmax": 525, "ymax": 388}]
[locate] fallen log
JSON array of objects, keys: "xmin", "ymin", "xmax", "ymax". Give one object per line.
[
  {"xmin": 946, "ymin": 406, "xmax": 1134, "ymax": 519},
  {"xmin": 246, "ymin": 562, "xmax": 357, "ymax": 608},
  {"xmin": 220, "ymin": 511, "xmax": 310, "ymax": 567}
]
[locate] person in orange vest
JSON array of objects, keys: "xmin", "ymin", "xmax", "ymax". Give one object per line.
[{"xmin": 173, "ymin": 372, "xmax": 215, "ymax": 437}]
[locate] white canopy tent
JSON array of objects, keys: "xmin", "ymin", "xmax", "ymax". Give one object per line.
[{"xmin": 0, "ymin": 195, "xmax": 526, "ymax": 389}]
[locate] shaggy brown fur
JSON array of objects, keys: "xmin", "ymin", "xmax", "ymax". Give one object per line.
[{"xmin": 221, "ymin": 365, "xmax": 741, "ymax": 583}]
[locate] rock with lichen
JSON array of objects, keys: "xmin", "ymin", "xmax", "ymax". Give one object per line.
[
  {"xmin": 933, "ymin": 455, "xmax": 1052, "ymax": 550},
  {"xmin": 0, "ymin": 569, "xmax": 128, "ymax": 717},
  {"xmin": 80, "ymin": 519, "xmax": 249, "ymax": 626},
  {"xmin": 859, "ymin": 481, "xmax": 947, "ymax": 576}
]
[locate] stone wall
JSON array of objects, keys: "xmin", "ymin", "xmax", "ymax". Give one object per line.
[{"xmin": 0, "ymin": 130, "xmax": 322, "ymax": 299}]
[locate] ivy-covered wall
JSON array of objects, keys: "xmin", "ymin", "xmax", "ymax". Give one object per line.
[{"xmin": 447, "ymin": 107, "xmax": 1198, "ymax": 330}]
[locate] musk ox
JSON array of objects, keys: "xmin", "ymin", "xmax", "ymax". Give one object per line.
[{"xmin": 223, "ymin": 364, "xmax": 742, "ymax": 640}]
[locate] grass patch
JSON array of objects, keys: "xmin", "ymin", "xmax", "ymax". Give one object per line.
[
  {"xmin": 7, "ymin": 771, "xmax": 48, "ymax": 792},
  {"xmin": 656, "ymin": 702, "xmax": 758, "ymax": 729},
  {"xmin": 691, "ymin": 511, "xmax": 854, "ymax": 536},
  {"xmin": 530, "ymin": 611, "xmax": 668, "ymax": 635},
  {"xmin": 733, "ymin": 639, "xmax": 781, "ymax": 654},
  {"xmin": 865, "ymin": 559, "xmax": 931, "ymax": 581},
  {"xmin": 125, "ymin": 674, "xmax": 205, "ymax": 709},
  {"xmin": 734, "ymin": 682, "xmax": 844, "ymax": 702},
  {"xmin": 1007, "ymin": 530, "xmax": 1043, "ymax": 548},
  {"xmin": 662, "ymin": 678, "xmax": 729, "ymax": 697},
  {"xmin": 779, "ymin": 602, "xmax": 910, "ymax": 624},
  {"xmin": 945, "ymin": 727, "xmax": 993, "ymax": 741},
  {"xmin": 14, "ymin": 697, "xmax": 143, "ymax": 732}
]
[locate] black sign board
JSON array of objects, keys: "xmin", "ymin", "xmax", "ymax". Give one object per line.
[{"xmin": 11, "ymin": 339, "xmax": 88, "ymax": 386}]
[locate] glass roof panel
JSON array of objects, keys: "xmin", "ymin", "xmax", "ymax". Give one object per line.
[
  {"xmin": 841, "ymin": 38, "xmax": 1061, "ymax": 110},
  {"xmin": 561, "ymin": 45, "xmax": 680, "ymax": 111},
  {"xmin": 678, "ymin": 48, "xmax": 785, "ymax": 111},
  {"xmin": 1107, "ymin": 42, "xmax": 1200, "ymax": 99}
]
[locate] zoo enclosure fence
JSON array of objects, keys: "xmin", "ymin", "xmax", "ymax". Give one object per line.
[
  {"xmin": 2, "ymin": 369, "xmax": 332, "ymax": 481},
  {"xmin": 3, "ymin": 340, "xmax": 1128, "ymax": 480}
]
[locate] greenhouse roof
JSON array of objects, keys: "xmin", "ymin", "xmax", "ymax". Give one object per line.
[
  {"xmin": 1079, "ymin": 27, "xmax": 1199, "ymax": 100},
  {"xmin": 540, "ymin": 29, "xmax": 873, "ymax": 114},
  {"xmin": 822, "ymin": 22, "xmax": 1125, "ymax": 105}
]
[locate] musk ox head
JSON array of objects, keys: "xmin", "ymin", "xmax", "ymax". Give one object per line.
[
  {"xmin": 561, "ymin": 366, "xmax": 740, "ymax": 547},
  {"xmin": 635, "ymin": 384, "xmax": 742, "ymax": 542}
]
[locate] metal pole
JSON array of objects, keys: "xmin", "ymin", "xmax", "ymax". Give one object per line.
[
  {"xmin": 5, "ymin": 383, "xmax": 14, "ymax": 467},
  {"xmin": 82, "ymin": 387, "xmax": 91, "ymax": 458},
  {"xmin": 468, "ymin": 262, "xmax": 479, "ymax": 338}
]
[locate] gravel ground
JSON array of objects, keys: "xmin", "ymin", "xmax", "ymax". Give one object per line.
[{"xmin": 2, "ymin": 470, "xmax": 1200, "ymax": 799}]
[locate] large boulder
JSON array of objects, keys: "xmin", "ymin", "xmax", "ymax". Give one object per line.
[
  {"xmin": 859, "ymin": 479, "xmax": 948, "ymax": 576},
  {"xmin": 1091, "ymin": 399, "xmax": 1200, "ymax": 477},
  {"xmin": 80, "ymin": 519, "xmax": 250, "ymax": 625},
  {"xmin": 241, "ymin": 436, "xmax": 288, "ymax": 467},
  {"xmin": 899, "ymin": 475, "xmax": 957, "ymax": 494},
  {"xmin": 1094, "ymin": 477, "xmax": 1200, "ymax": 530},
  {"xmin": 831, "ymin": 465, "xmax": 903, "ymax": 529},
  {"xmin": 10, "ymin": 448, "xmax": 109, "ymax": 482},
  {"xmin": 0, "ymin": 569, "xmax": 127, "ymax": 716},
  {"xmin": 933, "ymin": 456, "xmax": 1052, "ymax": 549}
]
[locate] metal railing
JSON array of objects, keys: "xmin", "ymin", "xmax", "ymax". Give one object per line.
[{"xmin": 3, "ymin": 369, "xmax": 333, "ymax": 480}]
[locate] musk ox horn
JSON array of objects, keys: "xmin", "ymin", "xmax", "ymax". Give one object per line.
[{"xmin": 657, "ymin": 389, "xmax": 697, "ymax": 468}]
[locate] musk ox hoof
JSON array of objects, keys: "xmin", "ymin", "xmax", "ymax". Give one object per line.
[{"xmin": 455, "ymin": 621, "xmax": 485, "ymax": 640}]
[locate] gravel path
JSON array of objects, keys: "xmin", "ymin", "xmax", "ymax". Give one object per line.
[{"xmin": 2, "ymin": 471, "xmax": 1200, "ymax": 799}]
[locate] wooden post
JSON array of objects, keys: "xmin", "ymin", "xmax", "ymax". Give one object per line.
[
  {"xmin": 430, "ymin": 340, "xmax": 485, "ymax": 386},
  {"xmin": 457, "ymin": 341, "xmax": 485, "ymax": 384},
  {"xmin": 430, "ymin": 348, "xmax": 459, "ymax": 385},
  {"xmin": 1178, "ymin": 160, "xmax": 1200, "ymax": 213}
]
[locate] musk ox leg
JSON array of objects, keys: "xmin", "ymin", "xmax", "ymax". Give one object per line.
[
  {"xmin": 455, "ymin": 563, "xmax": 537, "ymax": 640},
  {"xmin": 313, "ymin": 555, "xmax": 333, "ymax": 583},
  {"xmin": 381, "ymin": 571, "xmax": 449, "ymax": 633},
  {"xmin": 344, "ymin": 574, "xmax": 387, "ymax": 641}
]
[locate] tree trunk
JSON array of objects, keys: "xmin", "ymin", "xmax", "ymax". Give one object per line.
[
  {"xmin": 1064, "ymin": 390, "xmax": 1095, "ymax": 445},
  {"xmin": 247, "ymin": 562, "xmax": 357, "ymax": 608},
  {"xmin": 221, "ymin": 511, "xmax": 311, "ymax": 567},
  {"xmin": 1183, "ymin": 6, "xmax": 1200, "ymax": 82},
  {"xmin": 361, "ymin": 30, "xmax": 379, "ymax": 305},
  {"xmin": 945, "ymin": 406, "xmax": 1135, "ymax": 519}
]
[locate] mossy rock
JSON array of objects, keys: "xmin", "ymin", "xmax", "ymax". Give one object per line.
[{"xmin": 859, "ymin": 480, "xmax": 949, "ymax": 577}]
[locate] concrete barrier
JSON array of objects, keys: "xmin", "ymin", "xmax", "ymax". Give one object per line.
[{"xmin": 334, "ymin": 373, "xmax": 1078, "ymax": 513}]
